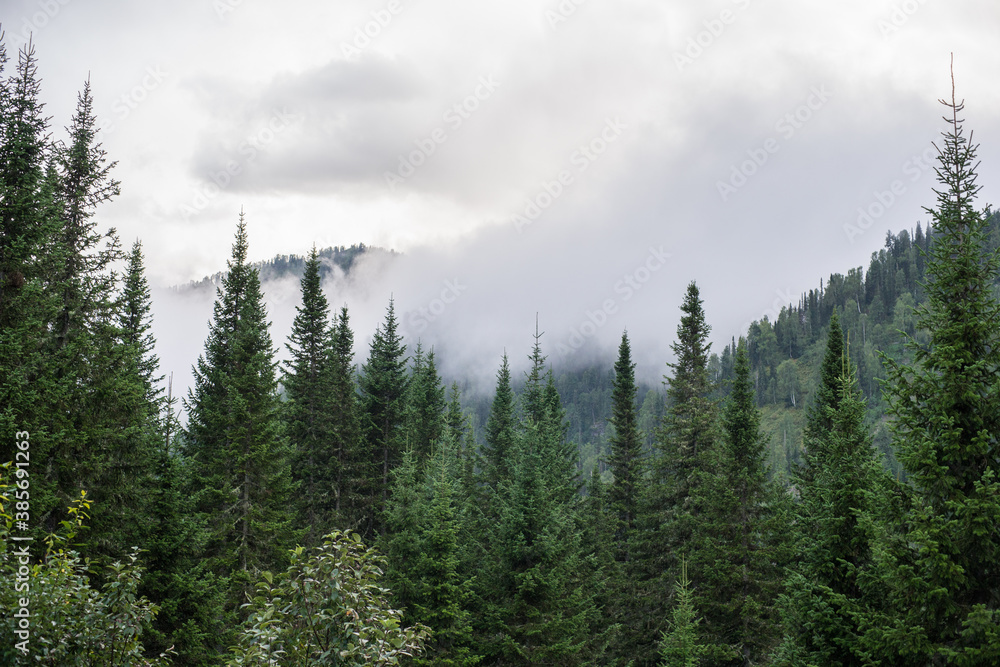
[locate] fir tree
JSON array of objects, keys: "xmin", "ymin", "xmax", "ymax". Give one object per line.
[
  {"xmin": 873, "ymin": 71, "xmax": 1000, "ymax": 663},
  {"xmin": 0, "ymin": 39, "xmax": 65, "ymax": 535},
  {"xmin": 658, "ymin": 559, "xmax": 705, "ymax": 667},
  {"xmin": 283, "ymin": 245, "xmax": 337, "ymax": 544},
  {"xmin": 635, "ymin": 281, "xmax": 717, "ymax": 666},
  {"xmin": 118, "ymin": 240, "xmax": 162, "ymax": 403},
  {"xmin": 799, "ymin": 308, "xmax": 845, "ymax": 487},
  {"xmin": 385, "ymin": 433, "xmax": 480, "ymax": 667},
  {"xmin": 476, "ymin": 336, "xmax": 599, "ymax": 666},
  {"xmin": 184, "ymin": 212, "xmax": 296, "ymax": 610},
  {"xmin": 692, "ymin": 338, "xmax": 789, "ymax": 664},
  {"xmin": 607, "ymin": 329, "xmax": 643, "ymax": 563},
  {"xmin": 777, "ymin": 356, "xmax": 888, "ymax": 667},
  {"xmin": 329, "ymin": 304, "xmax": 364, "ymax": 531},
  {"xmin": 358, "ymin": 297, "xmax": 409, "ymax": 538},
  {"xmin": 405, "ymin": 342, "xmax": 446, "ymax": 461},
  {"xmin": 481, "ymin": 353, "xmax": 517, "ymax": 491}
]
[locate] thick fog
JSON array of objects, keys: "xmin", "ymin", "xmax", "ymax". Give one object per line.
[{"xmin": 12, "ymin": 0, "xmax": 1000, "ymax": 398}]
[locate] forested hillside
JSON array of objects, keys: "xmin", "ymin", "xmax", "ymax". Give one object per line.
[{"xmin": 4, "ymin": 35, "xmax": 1000, "ymax": 667}]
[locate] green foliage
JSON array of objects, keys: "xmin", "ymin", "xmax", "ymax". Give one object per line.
[
  {"xmin": 481, "ymin": 354, "xmax": 517, "ymax": 491},
  {"xmin": 635, "ymin": 281, "xmax": 718, "ymax": 666},
  {"xmin": 329, "ymin": 305, "xmax": 365, "ymax": 533},
  {"xmin": 778, "ymin": 352, "xmax": 889, "ymax": 666},
  {"xmin": 226, "ymin": 531, "xmax": 429, "ymax": 666},
  {"xmin": 405, "ymin": 343, "xmax": 446, "ymax": 462},
  {"xmin": 607, "ymin": 330, "xmax": 643, "ymax": 560},
  {"xmin": 872, "ymin": 81, "xmax": 1000, "ymax": 663},
  {"xmin": 384, "ymin": 435, "xmax": 480, "ymax": 666},
  {"xmin": 691, "ymin": 339, "xmax": 789, "ymax": 664},
  {"xmin": 184, "ymin": 212, "xmax": 296, "ymax": 607},
  {"xmin": 283, "ymin": 246, "xmax": 339, "ymax": 545},
  {"xmin": 0, "ymin": 467, "xmax": 171, "ymax": 665},
  {"xmin": 657, "ymin": 559, "xmax": 705, "ymax": 667},
  {"xmin": 359, "ymin": 298, "xmax": 409, "ymax": 538}
]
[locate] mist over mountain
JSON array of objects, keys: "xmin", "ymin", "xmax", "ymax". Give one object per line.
[{"xmin": 152, "ymin": 204, "xmax": 865, "ymax": 410}]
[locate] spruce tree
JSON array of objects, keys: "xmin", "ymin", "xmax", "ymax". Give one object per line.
[
  {"xmin": 184, "ymin": 212, "xmax": 296, "ymax": 610},
  {"xmin": 143, "ymin": 376, "xmax": 227, "ymax": 666},
  {"xmin": 283, "ymin": 245, "xmax": 336, "ymax": 544},
  {"xmin": 481, "ymin": 353, "xmax": 517, "ymax": 491},
  {"xmin": 777, "ymin": 356, "xmax": 888, "ymax": 667},
  {"xmin": 476, "ymin": 340, "xmax": 599, "ymax": 666},
  {"xmin": 0, "ymin": 39, "xmax": 65, "ymax": 534},
  {"xmin": 873, "ymin": 74, "xmax": 1000, "ymax": 663},
  {"xmin": 329, "ymin": 304, "xmax": 363, "ymax": 531},
  {"xmin": 658, "ymin": 559, "xmax": 705, "ymax": 667},
  {"xmin": 119, "ymin": 241, "xmax": 163, "ymax": 404},
  {"xmin": 385, "ymin": 433, "xmax": 480, "ymax": 667},
  {"xmin": 692, "ymin": 338, "xmax": 789, "ymax": 664},
  {"xmin": 405, "ymin": 342, "xmax": 446, "ymax": 461},
  {"xmin": 799, "ymin": 308, "xmax": 845, "ymax": 488},
  {"xmin": 358, "ymin": 297, "xmax": 409, "ymax": 538},
  {"xmin": 607, "ymin": 329, "xmax": 643, "ymax": 563},
  {"xmin": 635, "ymin": 281, "xmax": 717, "ymax": 666}
]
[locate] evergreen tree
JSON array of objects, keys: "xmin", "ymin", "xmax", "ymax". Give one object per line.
[
  {"xmin": 873, "ymin": 75, "xmax": 1000, "ymax": 663},
  {"xmin": 0, "ymin": 39, "xmax": 65, "ymax": 535},
  {"xmin": 184, "ymin": 212, "xmax": 296, "ymax": 612},
  {"xmin": 483, "ymin": 420, "xmax": 594, "ymax": 666},
  {"xmin": 634, "ymin": 281, "xmax": 717, "ymax": 666},
  {"xmin": 606, "ymin": 330, "xmax": 647, "ymax": 664},
  {"xmin": 692, "ymin": 338, "xmax": 789, "ymax": 664},
  {"xmin": 329, "ymin": 304, "xmax": 364, "ymax": 531},
  {"xmin": 359, "ymin": 297, "xmax": 409, "ymax": 538},
  {"xmin": 143, "ymin": 376, "xmax": 227, "ymax": 666},
  {"xmin": 799, "ymin": 308, "xmax": 845, "ymax": 487},
  {"xmin": 777, "ymin": 357, "xmax": 888, "ymax": 667},
  {"xmin": 481, "ymin": 353, "xmax": 517, "ymax": 491},
  {"xmin": 607, "ymin": 329, "xmax": 643, "ymax": 563},
  {"xmin": 658, "ymin": 559, "xmax": 705, "ymax": 667},
  {"xmin": 119, "ymin": 240, "xmax": 162, "ymax": 403},
  {"xmin": 476, "ymin": 340, "xmax": 599, "ymax": 666},
  {"xmin": 48, "ymin": 79, "xmax": 157, "ymax": 563},
  {"xmin": 405, "ymin": 342, "xmax": 446, "ymax": 461},
  {"xmin": 283, "ymin": 245, "xmax": 337, "ymax": 544},
  {"xmin": 385, "ymin": 433, "xmax": 480, "ymax": 667}
]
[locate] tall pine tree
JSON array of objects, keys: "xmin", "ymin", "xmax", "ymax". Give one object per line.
[
  {"xmin": 329, "ymin": 304, "xmax": 364, "ymax": 531},
  {"xmin": 634, "ymin": 281, "xmax": 717, "ymax": 666},
  {"xmin": 777, "ymin": 352, "xmax": 889, "ymax": 666},
  {"xmin": 692, "ymin": 338, "xmax": 789, "ymax": 664},
  {"xmin": 184, "ymin": 212, "xmax": 296, "ymax": 611},
  {"xmin": 358, "ymin": 297, "xmax": 409, "ymax": 538},
  {"xmin": 283, "ymin": 245, "xmax": 337, "ymax": 544},
  {"xmin": 872, "ymin": 71, "xmax": 1000, "ymax": 664}
]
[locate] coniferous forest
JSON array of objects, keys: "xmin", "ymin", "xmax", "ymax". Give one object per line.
[{"xmin": 4, "ymin": 35, "xmax": 1000, "ymax": 667}]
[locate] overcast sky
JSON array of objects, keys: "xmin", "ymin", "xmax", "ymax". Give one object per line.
[{"xmin": 9, "ymin": 0, "xmax": 1000, "ymax": 390}]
